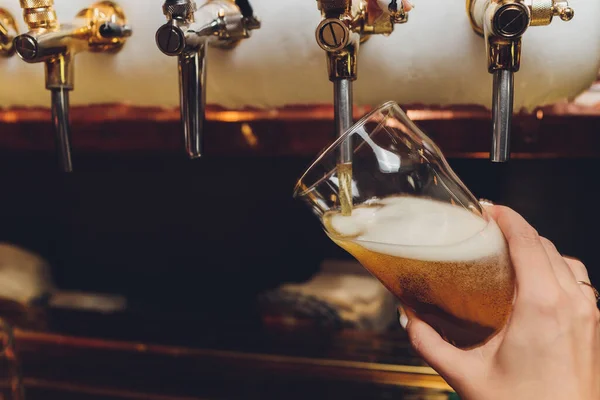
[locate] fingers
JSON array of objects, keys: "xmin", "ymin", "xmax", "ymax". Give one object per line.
[
  {"xmin": 490, "ymin": 206, "xmax": 560, "ymax": 297},
  {"xmin": 539, "ymin": 237, "xmax": 579, "ymax": 294},
  {"xmin": 400, "ymin": 307, "xmax": 470, "ymax": 385},
  {"xmin": 564, "ymin": 257, "xmax": 598, "ymax": 304}
]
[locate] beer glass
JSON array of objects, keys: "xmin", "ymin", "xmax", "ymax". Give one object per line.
[{"xmin": 294, "ymin": 101, "xmax": 514, "ymax": 348}]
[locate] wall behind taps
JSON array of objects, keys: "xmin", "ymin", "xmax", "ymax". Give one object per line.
[{"xmin": 0, "ymin": 0, "xmax": 598, "ymax": 111}]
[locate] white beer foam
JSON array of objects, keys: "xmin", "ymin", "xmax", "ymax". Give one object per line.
[{"xmin": 328, "ymin": 197, "xmax": 506, "ymax": 262}]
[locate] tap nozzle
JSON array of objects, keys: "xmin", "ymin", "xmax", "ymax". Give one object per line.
[
  {"xmin": 468, "ymin": 0, "xmax": 573, "ymax": 162},
  {"xmin": 315, "ymin": 0, "xmax": 409, "ymax": 161},
  {"xmin": 0, "ymin": 8, "xmax": 18, "ymax": 57},
  {"xmin": 156, "ymin": 0, "xmax": 260, "ymax": 159},
  {"xmin": 13, "ymin": 1, "xmax": 132, "ymax": 172}
]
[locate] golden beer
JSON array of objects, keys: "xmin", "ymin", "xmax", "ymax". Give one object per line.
[{"xmin": 324, "ymin": 196, "xmax": 514, "ymax": 348}]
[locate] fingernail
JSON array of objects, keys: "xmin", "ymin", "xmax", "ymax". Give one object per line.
[
  {"xmin": 398, "ymin": 307, "xmax": 408, "ymax": 329},
  {"xmin": 479, "ymin": 198, "xmax": 495, "ymax": 207},
  {"xmin": 406, "ymin": 0, "xmax": 415, "ymax": 9}
]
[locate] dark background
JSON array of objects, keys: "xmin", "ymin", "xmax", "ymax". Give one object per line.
[{"xmin": 0, "ymin": 152, "xmax": 596, "ymax": 318}]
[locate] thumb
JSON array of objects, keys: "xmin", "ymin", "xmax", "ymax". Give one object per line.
[{"xmin": 401, "ymin": 307, "xmax": 471, "ymax": 385}]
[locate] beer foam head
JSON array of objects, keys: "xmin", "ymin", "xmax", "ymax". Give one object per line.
[{"xmin": 326, "ymin": 197, "xmax": 506, "ymax": 262}]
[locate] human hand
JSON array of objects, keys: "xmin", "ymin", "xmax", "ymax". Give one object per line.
[{"xmin": 401, "ymin": 206, "xmax": 600, "ymax": 400}]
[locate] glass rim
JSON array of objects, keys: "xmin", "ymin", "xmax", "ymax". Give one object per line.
[{"xmin": 293, "ymin": 100, "xmax": 401, "ymax": 199}]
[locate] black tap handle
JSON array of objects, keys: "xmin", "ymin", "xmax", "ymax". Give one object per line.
[
  {"xmin": 389, "ymin": 0, "xmax": 398, "ymax": 13},
  {"xmin": 99, "ymin": 22, "xmax": 132, "ymax": 39},
  {"xmin": 235, "ymin": 0, "xmax": 254, "ymax": 18}
]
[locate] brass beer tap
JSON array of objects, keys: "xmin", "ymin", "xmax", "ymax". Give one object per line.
[
  {"xmin": 13, "ymin": 0, "xmax": 132, "ymax": 172},
  {"xmin": 467, "ymin": 0, "xmax": 574, "ymax": 162},
  {"xmin": 155, "ymin": 0, "xmax": 260, "ymax": 159},
  {"xmin": 0, "ymin": 8, "xmax": 18, "ymax": 56},
  {"xmin": 316, "ymin": 0, "xmax": 409, "ymax": 164},
  {"xmin": 315, "ymin": 0, "xmax": 408, "ymax": 214}
]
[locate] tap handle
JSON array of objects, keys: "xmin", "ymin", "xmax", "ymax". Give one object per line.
[
  {"xmin": 388, "ymin": 0, "xmax": 408, "ymax": 23},
  {"xmin": 235, "ymin": 0, "xmax": 254, "ymax": 18},
  {"xmin": 179, "ymin": 48, "xmax": 206, "ymax": 159},
  {"xmin": 530, "ymin": 0, "xmax": 574, "ymax": 26},
  {"xmin": 553, "ymin": 1, "xmax": 574, "ymax": 21},
  {"xmin": 235, "ymin": 0, "xmax": 260, "ymax": 31},
  {"xmin": 99, "ymin": 22, "xmax": 132, "ymax": 39}
]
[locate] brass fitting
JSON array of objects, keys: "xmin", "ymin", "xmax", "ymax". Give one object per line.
[
  {"xmin": 0, "ymin": 8, "xmax": 18, "ymax": 57},
  {"xmin": 15, "ymin": 1, "xmax": 132, "ymax": 75},
  {"xmin": 467, "ymin": 0, "xmax": 574, "ymax": 162},
  {"xmin": 20, "ymin": 0, "xmax": 58, "ymax": 29},
  {"xmin": 13, "ymin": 0, "xmax": 132, "ymax": 172},
  {"xmin": 529, "ymin": 0, "xmax": 574, "ymax": 26},
  {"xmin": 316, "ymin": 0, "xmax": 408, "ymax": 82}
]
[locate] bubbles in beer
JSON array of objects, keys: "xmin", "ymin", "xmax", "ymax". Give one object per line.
[{"xmin": 323, "ymin": 196, "xmax": 514, "ymax": 348}]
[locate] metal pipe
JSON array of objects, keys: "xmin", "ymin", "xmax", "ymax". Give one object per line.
[
  {"xmin": 50, "ymin": 88, "xmax": 73, "ymax": 172},
  {"xmin": 491, "ymin": 69, "xmax": 514, "ymax": 163},
  {"xmin": 334, "ymin": 79, "xmax": 353, "ymax": 164},
  {"xmin": 178, "ymin": 44, "xmax": 206, "ymax": 159}
]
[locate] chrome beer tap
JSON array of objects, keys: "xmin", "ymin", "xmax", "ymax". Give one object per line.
[
  {"xmin": 467, "ymin": 0, "xmax": 574, "ymax": 162},
  {"xmin": 156, "ymin": 0, "xmax": 260, "ymax": 159},
  {"xmin": 315, "ymin": 0, "xmax": 408, "ymax": 167},
  {"xmin": 13, "ymin": 0, "xmax": 132, "ymax": 172},
  {"xmin": 0, "ymin": 8, "xmax": 18, "ymax": 57}
]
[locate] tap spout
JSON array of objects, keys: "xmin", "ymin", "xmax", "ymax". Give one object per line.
[
  {"xmin": 334, "ymin": 79, "xmax": 353, "ymax": 164},
  {"xmin": 491, "ymin": 70, "xmax": 514, "ymax": 163},
  {"xmin": 157, "ymin": 0, "xmax": 259, "ymax": 159},
  {"xmin": 468, "ymin": 0, "xmax": 574, "ymax": 162},
  {"xmin": 50, "ymin": 88, "xmax": 73, "ymax": 173},
  {"xmin": 178, "ymin": 46, "xmax": 206, "ymax": 159}
]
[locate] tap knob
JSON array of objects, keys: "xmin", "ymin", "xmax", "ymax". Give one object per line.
[
  {"xmin": 235, "ymin": 0, "xmax": 253, "ymax": 18},
  {"xmin": 388, "ymin": 0, "xmax": 409, "ymax": 24},
  {"xmin": 99, "ymin": 22, "xmax": 132, "ymax": 39},
  {"xmin": 493, "ymin": 3, "xmax": 529, "ymax": 39},
  {"xmin": 0, "ymin": 8, "xmax": 18, "ymax": 57},
  {"xmin": 235, "ymin": 0, "xmax": 260, "ymax": 30},
  {"xmin": 19, "ymin": 0, "xmax": 58, "ymax": 29},
  {"xmin": 163, "ymin": 0, "xmax": 197, "ymax": 21},
  {"xmin": 554, "ymin": 2, "xmax": 574, "ymax": 21},
  {"xmin": 530, "ymin": 0, "xmax": 574, "ymax": 26}
]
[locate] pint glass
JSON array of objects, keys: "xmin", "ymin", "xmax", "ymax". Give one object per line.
[{"xmin": 293, "ymin": 102, "xmax": 514, "ymax": 348}]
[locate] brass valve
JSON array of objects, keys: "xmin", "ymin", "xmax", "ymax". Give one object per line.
[
  {"xmin": 315, "ymin": 0, "xmax": 409, "ymax": 81},
  {"xmin": 0, "ymin": 8, "xmax": 18, "ymax": 57},
  {"xmin": 13, "ymin": 0, "xmax": 132, "ymax": 172},
  {"xmin": 530, "ymin": 0, "xmax": 574, "ymax": 26},
  {"xmin": 20, "ymin": 0, "xmax": 58, "ymax": 29},
  {"xmin": 467, "ymin": 0, "xmax": 574, "ymax": 163},
  {"xmin": 314, "ymin": 0, "xmax": 410, "ymax": 180}
]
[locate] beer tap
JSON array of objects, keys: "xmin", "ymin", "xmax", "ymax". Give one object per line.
[
  {"xmin": 467, "ymin": 0, "xmax": 574, "ymax": 162},
  {"xmin": 13, "ymin": 0, "xmax": 132, "ymax": 172},
  {"xmin": 155, "ymin": 0, "xmax": 260, "ymax": 159},
  {"xmin": 0, "ymin": 8, "xmax": 18, "ymax": 57},
  {"xmin": 315, "ymin": 0, "xmax": 409, "ymax": 168}
]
